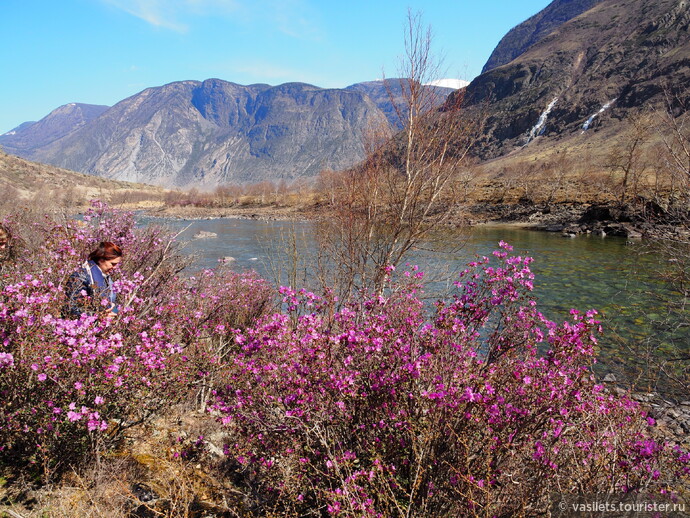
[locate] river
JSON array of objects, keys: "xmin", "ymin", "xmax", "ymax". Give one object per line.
[{"xmin": 142, "ymin": 216, "xmax": 688, "ymax": 397}]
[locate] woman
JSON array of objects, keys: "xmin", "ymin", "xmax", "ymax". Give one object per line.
[
  {"xmin": 0, "ymin": 225, "xmax": 10, "ymax": 263},
  {"xmin": 66, "ymin": 241, "xmax": 122, "ymax": 318},
  {"xmin": 0, "ymin": 225, "xmax": 14, "ymax": 288}
]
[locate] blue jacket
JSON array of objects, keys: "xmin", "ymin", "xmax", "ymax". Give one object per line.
[{"xmin": 65, "ymin": 260, "xmax": 118, "ymax": 318}]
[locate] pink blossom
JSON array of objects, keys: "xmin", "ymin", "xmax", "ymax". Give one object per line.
[
  {"xmin": 0, "ymin": 352, "xmax": 14, "ymax": 368},
  {"xmin": 67, "ymin": 411, "xmax": 82, "ymax": 422}
]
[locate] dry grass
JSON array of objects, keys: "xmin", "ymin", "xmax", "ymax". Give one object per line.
[
  {"xmin": 464, "ymin": 117, "xmax": 681, "ymax": 207},
  {"xmin": 0, "ymin": 151, "xmax": 169, "ymax": 212},
  {"xmin": 0, "ymin": 407, "xmax": 245, "ymax": 518}
]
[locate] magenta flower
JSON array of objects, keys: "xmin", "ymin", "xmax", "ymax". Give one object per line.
[{"xmin": 0, "ymin": 352, "xmax": 14, "ymax": 368}]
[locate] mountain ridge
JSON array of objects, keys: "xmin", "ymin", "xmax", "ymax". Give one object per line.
[
  {"xmin": 1, "ymin": 103, "xmax": 109, "ymax": 152},
  {"xmin": 482, "ymin": 0, "xmax": 607, "ymax": 74},
  {"xmin": 463, "ymin": 0, "xmax": 690, "ymax": 159},
  {"xmin": 4, "ymin": 0, "xmax": 687, "ymax": 191},
  {"xmin": 0, "ymin": 79, "xmax": 455, "ymax": 188}
]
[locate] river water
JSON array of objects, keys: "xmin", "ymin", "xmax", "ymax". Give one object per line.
[{"xmin": 143, "ymin": 216, "xmax": 688, "ymax": 395}]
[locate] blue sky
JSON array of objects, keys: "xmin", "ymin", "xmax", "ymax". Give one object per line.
[{"xmin": 1, "ymin": 0, "xmax": 552, "ymax": 134}]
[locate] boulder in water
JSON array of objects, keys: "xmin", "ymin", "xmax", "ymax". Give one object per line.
[{"xmin": 194, "ymin": 231, "xmax": 217, "ymax": 239}]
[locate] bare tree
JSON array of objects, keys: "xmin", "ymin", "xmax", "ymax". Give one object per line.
[
  {"xmin": 617, "ymin": 90, "xmax": 690, "ymax": 400},
  {"xmin": 316, "ymin": 10, "xmax": 482, "ymax": 299},
  {"xmin": 454, "ymin": 158, "xmax": 479, "ymax": 202},
  {"xmin": 316, "ymin": 169, "xmax": 345, "ymax": 206},
  {"xmin": 604, "ymin": 114, "xmax": 651, "ymax": 206},
  {"xmin": 538, "ymin": 151, "xmax": 571, "ymax": 207},
  {"xmin": 655, "ymin": 88, "xmax": 690, "ymax": 211}
]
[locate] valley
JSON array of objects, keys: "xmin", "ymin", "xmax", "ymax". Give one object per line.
[{"xmin": 0, "ymin": 0, "xmax": 689, "ymax": 515}]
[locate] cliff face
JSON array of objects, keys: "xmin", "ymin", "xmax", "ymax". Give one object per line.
[
  {"xmin": 346, "ymin": 80, "xmax": 454, "ymax": 130},
  {"xmin": 0, "ymin": 79, "xmax": 454, "ymax": 187},
  {"xmin": 464, "ymin": 0, "xmax": 690, "ymax": 158}
]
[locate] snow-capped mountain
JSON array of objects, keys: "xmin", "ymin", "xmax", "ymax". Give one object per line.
[{"xmin": 424, "ymin": 79, "xmax": 470, "ymax": 89}]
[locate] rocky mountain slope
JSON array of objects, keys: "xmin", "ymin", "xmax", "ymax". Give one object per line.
[
  {"xmin": 464, "ymin": 0, "xmax": 690, "ymax": 159},
  {"xmin": 5, "ymin": 0, "xmax": 685, "ymax": 191},
  {"xmin": 482, "ymin": 0, "xmax": 606, "ymax": 73},
  {"xmin": 1, "ymin": 103, "xmax": 109, "ymax": 152},
  {"xmin": 0, "ymin": 80, "xmax": 454, "ymax": 188},
  {"xmin": 346, "ymin": 80, "xmax": 456, "ymax": 130}
]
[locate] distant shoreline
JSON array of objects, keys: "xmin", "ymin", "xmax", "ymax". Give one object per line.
[
  {"xmin": 136, "ymin": 201, "xmax": 687, "ymax": 241},
  {"xmin": 139, "ymin": 204, "xmax": 314, "ymax": 222}
]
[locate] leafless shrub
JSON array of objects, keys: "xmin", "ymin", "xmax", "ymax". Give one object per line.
[
  {"xmin": 315, "ymin": 10, "xmax": 483, "ymax": 300},
  {"xmin": 656, "ymin": 90, "xmax": 690, "ymax": 202},
  {"xmin": 614, "ymin": 89, "xmax": 690, "ymax": 400},
  {"xmin": 0, "ymin": 184, "xmax": 21, "ymax": 214},
  {"xmin": 604, "ymin": 114, "xmax": 653, "ymax": 206},
  {"xmin": 108, "ymin": 189, "xmax": 165, "ymax": 206},
  {"xmin": 453, "ymin": 159, "xmax": 480, "ymax": 202},
  {"xmin": 576, "ymin": 168, "xmax": 618, "ymax": 202}
]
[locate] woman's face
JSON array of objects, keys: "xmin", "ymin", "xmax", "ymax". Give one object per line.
[{"xmin": 98, "ymin": 256, "xmax": 122, "ymax": 275}]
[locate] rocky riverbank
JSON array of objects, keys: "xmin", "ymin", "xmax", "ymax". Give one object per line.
[
  {"xmin": 619, "ymin": 386, "xmax": 690, "ymax": 449},
  {"xmin": 466, "ymin": 201, "xmax": 690, "ymax": 241}
]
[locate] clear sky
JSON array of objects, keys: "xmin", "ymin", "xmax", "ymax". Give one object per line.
[{"xmin": 0, "ymin": 0, "xmax": 552, "ymax": 134}]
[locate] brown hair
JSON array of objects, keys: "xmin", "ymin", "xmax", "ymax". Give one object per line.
[
  {"xmin": 0, "ymin": 225, "xmax": 18, "ymax": 265},
  {"xmin": 88, "ymin": 242, "xmax": 123, "ymax": 263},
  {"xmin": 0, "ymin": 226, "xmax": 9, "ymax": 245}
]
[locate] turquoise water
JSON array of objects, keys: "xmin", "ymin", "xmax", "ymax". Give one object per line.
[{"xmin": 142, "ymin": 217, "xmax": 688, "ymax": 396}]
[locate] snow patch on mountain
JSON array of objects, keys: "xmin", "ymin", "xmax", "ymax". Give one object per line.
[{"xmin": 424, "ymin": 78, "xmax": 470, "ymax": 89}]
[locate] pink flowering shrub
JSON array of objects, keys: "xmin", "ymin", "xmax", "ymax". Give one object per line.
[
  {"xmin": 213, "ymin": 243, "xmax": 686, "ymax": 516},
  {"xmin": 1, "ymin": 201, "xmax": 191, "ymax": 302},
  {"xmin": 168, "ymin": 266, "xmax": 274, "ymax": 358},
  {"xmin": 0, "ymin": 272, "xmax": 192, "ymax": 477},
  {"xmin": 149, "ymin": 266, "xmax": 275, "ymax": 408},
  {"xmin": 0, "ymin": 202, "xmax": 274, "ymax": 480}
]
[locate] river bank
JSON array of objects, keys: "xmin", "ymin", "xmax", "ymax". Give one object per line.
[
  {"xmin": 464, "ymin": 200, "xmax": 690, "ymax": 240},
  {"xmin": 631, "ymin": 389, "xmax": 690, "ymax": 448},
  {"xmin": 141, "ymin": 202, "xmax": 316, "ymax": 222}
]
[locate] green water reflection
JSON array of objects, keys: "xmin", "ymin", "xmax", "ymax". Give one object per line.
[{"xmin": 419, "ymin": 225, "xmax": 687, "ymax": 396}]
